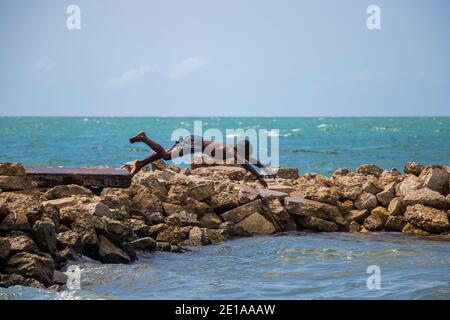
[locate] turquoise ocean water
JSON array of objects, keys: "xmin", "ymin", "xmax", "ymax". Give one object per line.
[
  {"xmin": 0, "ymin": 117, "xmax": 449, "ymax": 300},
  {"xmin": 0, "ymin": 117, "xmax": 448, "ymax": 174}
]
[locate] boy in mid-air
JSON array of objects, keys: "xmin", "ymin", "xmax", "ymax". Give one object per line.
[{"xmin": 128, "ymin": 131, "xmax": 272, "ymax": 188}]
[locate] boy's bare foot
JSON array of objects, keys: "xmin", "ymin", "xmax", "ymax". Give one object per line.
[
  {"xmin": 130, "ymin": 160, "xmax": 144, "ymax": 176},
  {"xmin": 129, "ymin": 130, "xmax": 146, "ymax": 143}
]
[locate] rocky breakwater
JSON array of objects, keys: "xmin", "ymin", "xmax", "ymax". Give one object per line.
[{"xmin": 1, "ymin": 160, "xmax": 449, "ymax": 289}]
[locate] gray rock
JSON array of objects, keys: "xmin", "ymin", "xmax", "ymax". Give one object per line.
[
  {"xmin": 236, "ymin": 212, "xmax": 276, "ymax": 235},
  {"xmin": 403, "ymin": 188, "xmax": 447, "ymax": 209},
  {"xmin": 295, "ymin": 216, "xmax": 339, "ymax": 232},
  {"xmin": 98, "ymin": 235, "xmax": 131, "ymax": 264},
  {"xmin": 397, "ymin": 175, "xmax": 423, "ymax": 197},
  {"xmin": 199, "ymin": 213, "xmax": 223, "ymax": 229},
  {"xmin": 32, "ymin": 218, "xmax": 57, "ymax": 254},
  {"xmin": 129, "ymin": 237, "xmax": 156, "ymax": 251},
  {"xmin": 376, "ymin": 182, "xmax": 396, "ymax": 207},
  {"xmin": 5, "ymin": 252, "xmax": 54, "ymax": 286},
  {"xmin": 344, "ymin": 209, "xmax": 370, "ymax": 223},
  {"xmin": 222, "ymin": 199, "xmax": 263, "ymax": 224},
  {"xmin": 419, "ymin": 166, "xmax": 449, "ymax": 195}
]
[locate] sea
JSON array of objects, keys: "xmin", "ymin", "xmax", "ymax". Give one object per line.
[{"xmin": 0, "ymin": 117, "xmax": 449, "ymax": 300}]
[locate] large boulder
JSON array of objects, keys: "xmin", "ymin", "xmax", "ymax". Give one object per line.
[
  {"xmin": 237, "ymin": 184, "xmax": 259, "ymax": 204},
  {"xmin": 186, "ymin": 178, "xmax": 215, "ymax": 201},
  {"xmin": 404, "ymin": 204, "xmax": 449, "ymax": 233},
  {"xmin": 356, "ymin": 164, "xmax": 383, "ymax": 177},
  {"xmin": 387, "ymin": 198, "xmax": 405, "ymax": 216},
  {"xmin": 181, "ymin": 227, "xmax": 211, "ymax": 246},
  {"xmin": 98, "ymin": 235, "xmax": 131, "ymax": 264},
  {"xmin": 42, "ymin": 197, "xmax": 77, "ymax": 210},
  {"xmin": 199, "ymin": 213, "xmax": 223, "ymax": 229},
  {"xmin": 222, "ymin": 199, "xmax": 263, "ymax": 224},
  {"xmin": 344, "ymin": 209, "xmax": 370, "ymax": 223},
  {"xmin": 295, "ymin": 216, "xmax": 339, "ymax": 232},
  {"xmin": 192, "ymin": 166, "xmax": 247, "ymax": 181},
  {"xmin": 404, "ymin": 162, "xmax": 424, "ymax": 176},
  {"xmin": 56, "ymin": 230, "xmax": 82, "ymax": 252},
  {"xmin": 208, "ymin": 192, "xmax": 239, "ymax": 213},
  {"xmin": 403, "ymin": 188, "xmax": 447, "ymax": 209},
  {"xmin": 236, "ymin": 212, "xmax": 276, "ymax": 235},
  {"xmin": 0, "ymin": 212, "xmax": 31, "ymax": 233},
  {"xmin": 285, "ymin": 197, "xmax": 346, "ymax": 227},
  {"xmin": 402, "ymin": 223, "xmax": 429, "ymax": 236},
  {"xmin": 32, "ymin": 218, "xmax": 57, "ymax": 254},
  {"xmin": 397, "ymin": 175, "xmax": 423, "ymax": 197},
  {"xmin": 385, "ymin": 215, "xmax": 408, "ymax": 231},
  {"xmin": 45, "ymin": 184, "xmax": 92, "ymax": 200},
  {"xmin": 156, "ymin": 226, "xmax": 187, "ymax": 245},
  {"xmin": 0, "ymin": 176, "xmax": 32, "ymax": 191},
  {"xmin": 166, "ymin": 211, "xmax": 200, "ymax": 227},
  {"xmin": 354, "ymin": 192, "xmax": 378, "ymax": 210},
  {"xmin": 4, "ymin": 232, "xmax": 39, "ymax": 255},
  {"xmin": 331, "ymin": 173, "xmax": 366, "ymax": 200},
  {"xmin": 5, "ymin": 252, "xmax": 54, "ymax": 286},
  {"xmin": 131, "ymin": 189, "xmax": 163, "ymax": 212},
  {"xmin": 266, "ymin": 198, "xmax": 297, "ymax": 231},
  {"xmin": 376, "ymin": 183, "xmax": 396, "ymax": 207},
  {"xmin": 363, "ymin": 208, "xmax": 388, "ymax": 231},
  {"xmin": 0, "ymin": 163, "xmax": 26, "ymax": 176},
  {"xmin": 419, "ymin": 166, "xmax": 449, "ymax": 195},
  {"xmin": 129, "ymin": 237, "xmax": 156, "ymax": 252}
]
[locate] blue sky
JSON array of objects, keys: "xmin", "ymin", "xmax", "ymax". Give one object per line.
[{"xmin": 0, "ymin": 0, "xmax": 449, "ymax": 116}]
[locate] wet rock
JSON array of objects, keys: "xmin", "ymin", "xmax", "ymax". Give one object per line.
[
  {"xmin": 276, "ymin": 167, "xmax": 299, "ymax": 179},
  {"xmin": 0, "ymin": 273, "xmax": 26, "ymax": 288},
  {"xmin": 0, "ymin": 162, "xmax": 26, "ymax": 176},
  {"xmin": 98, "ymin": 235, "xmax": 131, "ymax": 264},
  {"xmin": 419, "ymin": 166, "xmax": 449, "ymax": 195},
  {"xmin": 143, "ymin": 211, "xmax": 165, "ymax": 225},
  {"xmin": 0, "ymin": 212, "xmax": 31, "ymax": 233},
  {"xmin": 181, "ymin": 227, "xmax": 211, "ymax": 246},
  {"xmin": 199, "ymin": 212, "xmax": 223, "ymax": 229},
  {"xmin": 0, "ymin": 176, "xmax": 32, "ymax": 191},
  {"xmin": 348, "ymin": 221, "xmax": 361, "ymax": 233},
  {"xmin": 156, "ymin": 226, "xmax": 187, "ymax": 245},
  {"xmin": 236, "ymin": 212, "xmax": 276, "ymax": 235},
  {"xmin": 344, "ymin": 209, "xmax": 370, "ymax": 223},
  {"xmin": 218, "ymin": 221, "xmax": 252, "ymax": 238},
  {"xmin": 53, "ymin": 269, "xmax": 68, "ymax": 285},
  {"xmin": 354, "ymin": 192, "xmax": 378, "ymax": 210},
  {"xmin": 397, "ymin": 175, "xmax": 423, "ymax": 197},
  {"xmin": 356, "ymin": 164, "xmax": 383, "ymax": 177},
  {"xmin": 266, "ymin": 198, "xmax": 297, "ymax": 231},
  {"xmin": 402, "ymin": 223, "xmax": 430, "ymax": 236},
  {"xmin": 403, "ymin": 188, "xmax": 447, "ymax": 209},
  {"xmin": 222, "ymin": 199, "xmax": 263, "ymax": 224},
  {"xmin": 404, "ymin": 162, "xmax": 424, "ymax": 176},
  {"xmin": 388, "ymin": 198, "xmax": 405, "ymax": 216},
  {"xmin": 285, "ymin": 197, "xmax": 347, "ymax": 227},
  {"xmin": 404, "ymin": 204, "xmax": 449, "ymax": 233},
  {"xmin": 376, "ymin": 182, "xmax": 396, "ymax": 207},
  {"xmin": 363, "ymin": 209, "xmax": 388, "ymax": 231},
  {"xmin": 385, "ymin": 215, "xmax": 408, "ymax": 231},
  {"xmin": 103, "ymin": 217, "xmax": 132, "ymax": 238},
  {"xmin": 156, "ymin": 241, "xmax": 171, "ymax": 251},
  {"xmin": 0, "ymin": 237, "xmax": 11, "ymax": 260},
  {"xmin": 129, "ymin": 237, "xmax": 156, "ymax": 252},
  {"xmin": 5, "ymin": 252, "xmax": 54, "ymax": 286},
  {"xmin": 295, "ymin": 216, "xmax": 339, "ymax": 232},
  {"xmin": 56, "ymin": 231, "xmax": 82, "ymax": 252},
  {"xmin": 32, "ymin": 218, "xmax": 57, "ymax": 254}
]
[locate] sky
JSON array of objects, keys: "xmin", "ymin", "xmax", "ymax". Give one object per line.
[{"xmin": 0, "ymin": 0, "xmax": 449, "ymax": 116}]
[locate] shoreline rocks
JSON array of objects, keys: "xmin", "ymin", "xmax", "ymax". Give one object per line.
[{"xmin": 0, "ymin": 161, "xmax": 449, "ymax": 290}]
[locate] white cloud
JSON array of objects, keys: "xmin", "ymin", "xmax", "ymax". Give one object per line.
[
  {"xmin": 168, "ymin": 56, "xmax": 208, "ymax": 79},
  {"xmin": 31, "ymin": 56, "xmax": 55, "ymax": 73},
  {"xmin": 106, "ymin": 64, "xmax": 159, "ymax": 88}
]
